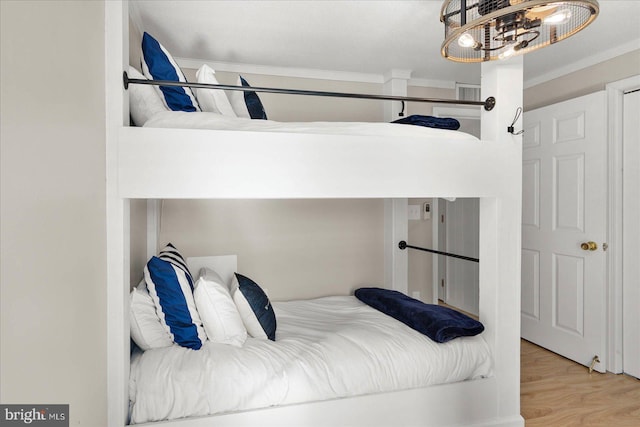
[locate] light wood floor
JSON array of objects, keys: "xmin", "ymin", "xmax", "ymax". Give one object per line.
[{"xmin": 521, "ymin": 339, "xmax": 640, "ymax": 426}]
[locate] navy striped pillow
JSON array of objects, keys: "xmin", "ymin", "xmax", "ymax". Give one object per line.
[
  {"xmin": 141, "ymin": 32, "xmax": 200, "ymax": 112},
  {"xmin": 158, "ymin": 243, "xmax": 192, "ymax": 283},
  {"xmin": 144, "ymin": 243, "xmax": 207, "ymax": 350}
]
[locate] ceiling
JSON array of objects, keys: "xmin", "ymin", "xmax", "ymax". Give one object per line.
[{"xmin": 132, "ymin": 0, "xmax": 640, "ymax": 86}]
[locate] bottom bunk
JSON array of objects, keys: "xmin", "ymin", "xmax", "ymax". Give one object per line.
[
  {"xmin": 130, "ymin": 297, "xmax": 493, "ymax": 424},
  {"xmin": 127, "ymin": 253, "xmax": 506, "ymax": 426}
]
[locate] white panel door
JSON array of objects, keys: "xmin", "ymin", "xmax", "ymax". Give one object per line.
[
  {"xmin": 522, "ymin": 91, "xmax": 607, "ymax": 372},
  {"xmin": 622, "ymin": 89, "xmax": 640, "ymax": 379}
]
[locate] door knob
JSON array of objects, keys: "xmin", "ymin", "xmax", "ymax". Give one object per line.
[{"xmin": 580, "ymin": 241, "xmax": 598, "ymax": 251}]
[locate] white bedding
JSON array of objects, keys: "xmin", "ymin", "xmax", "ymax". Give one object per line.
[
  {"xmin": 129, "ymin": 296, "xmax": 492, "ymax": 424},
  {"xmin": 143, "ymin": 111, "xmax": 480, "ymax": 141}
]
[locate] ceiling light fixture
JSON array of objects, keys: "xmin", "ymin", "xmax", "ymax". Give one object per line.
[{"xmin": 440, "ymin": 0, "xmax": 599, "ymax": 62}]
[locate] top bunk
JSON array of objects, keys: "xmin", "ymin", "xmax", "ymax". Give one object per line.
[
  {"xmin": 112, "ymin": 1, "xmax": 523, "ymax": 201},
  {"xmin": 118, "ymin": 121, "xmax": 515, "ymax": 200}
]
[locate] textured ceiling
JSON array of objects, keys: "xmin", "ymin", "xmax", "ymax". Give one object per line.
[{"xmin": 132, "ymin": 0, "xmax": 640, "ymax": 85}]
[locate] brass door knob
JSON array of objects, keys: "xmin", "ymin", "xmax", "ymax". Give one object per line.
[{"xmin": 581, "ymin": 241, "xmax": 598, "ymax": 251}]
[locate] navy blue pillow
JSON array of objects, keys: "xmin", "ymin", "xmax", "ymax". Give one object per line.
[
  {"xmin": 232, "ymin": 273, "xmax": 276, "ymax": 340},
  {"xmin": 144, "ymin": 244, "xmax": 207, "ymax": 350},
  {"xmin": 141, "ymin": 32, "xmax": 200, "ymax": 112},
  {"xmin": 230, "ymin": 76, "xmax": 268, "ymax": 120}
]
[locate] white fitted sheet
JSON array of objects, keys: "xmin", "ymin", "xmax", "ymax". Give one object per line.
[
  {"xmin": 129, "ymin": 296, "xmax": 492, "ymax": 424},
  {"xmin": 143, "ymin": 111, "xmax": 480, "ymax": 141}
]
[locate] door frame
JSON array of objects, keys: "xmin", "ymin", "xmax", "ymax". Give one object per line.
[
  {"xmin": 432, "ymin": 198, "xmax": 446, "ymax": 303},
  {"xmin": 431, "ymin": 107, "xmax": 482, "ymax": 306},
  {"xmin": 606, "ymin": 74, "xmax": 640, "ymax": 373}
]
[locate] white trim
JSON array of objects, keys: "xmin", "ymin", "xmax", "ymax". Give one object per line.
[
  {"xmin": 431, "ymin": 198, "xmax": 440, "ymax": 304},
  {"xmin": 605, "ymin": 74, "xmax": 640, "ymax": 374},
  {"xmin": 384, "ymin": 199, "xmax": 408, "ymax": 294},
  {"xmin": 480, "ymin": 56, "xmax": 523, "ymax": 422},
  {"xmin": 106, "ymin": 2, "xmax": 130, "ymax": 425},
  {"xmin": 130, "ymin": 377, "xmax": 523, "ymax": 427},
  {"xmin": 525, "ymin": 41, "xmax": 640, "ymax": 89}
]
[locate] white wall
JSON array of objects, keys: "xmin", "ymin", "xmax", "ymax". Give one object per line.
[
  {"xmin": 187, "ymin": 69, "xmax": 385, "ymax": 123},
  {"xmin": 0, "ymin": 1, "xmax": 107, "ymax": 425},
  {"xmin": 158, "ymin": 199, "xmax": 385, "ymax": 301}
]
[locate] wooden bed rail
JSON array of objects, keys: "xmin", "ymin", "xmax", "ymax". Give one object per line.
[{"xmin": 123, "ymin": 71, "xmax": 496, "ymax": 111}]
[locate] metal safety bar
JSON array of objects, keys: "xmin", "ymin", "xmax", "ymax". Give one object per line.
[
  {"xmin": 123, "ymin": 71, "xmax": 496, "ymax": 111},
  {"xmin": 398, "ymin": 240, "xmax": 479, "ymax": 263}
]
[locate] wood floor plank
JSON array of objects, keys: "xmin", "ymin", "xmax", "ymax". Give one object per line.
[{"xmin": 521, "ymin": 339, "xmax": 640, "ymax": 426}]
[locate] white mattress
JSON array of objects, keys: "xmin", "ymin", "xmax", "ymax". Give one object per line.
[
  {"xmin": 129, "ymin": 296, "xmax": 492, "ymax": 424},
  {"xmin": 143, "ymin": 111, "xmax": 480, "ymax": 141}
]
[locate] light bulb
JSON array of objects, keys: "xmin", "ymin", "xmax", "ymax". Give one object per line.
[
  {"xmin": 544, "ymin": 9, "xmax": 571, "ymax": 24},
  {"xmin": 498, "ymin": 45, "xmax": 516, "ymax": 60},
  {"xmin": 457, "ymin": 33, "xmax": 477, "ymax": 48}
]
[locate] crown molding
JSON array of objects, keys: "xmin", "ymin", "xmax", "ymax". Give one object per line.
[{"xmin": 524, "ymin": 40, "xmax": 640, "ymax": 89}]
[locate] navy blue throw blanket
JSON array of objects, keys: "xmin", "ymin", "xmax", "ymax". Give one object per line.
[
  {"xmin": 392, "ymin": 115, "xmax": 460, "ymax": 130},
  {"xmin": 354, "ymin": 287, "xmax": 484, "ymax": 343}
]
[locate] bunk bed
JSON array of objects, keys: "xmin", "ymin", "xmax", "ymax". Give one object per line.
[{"xmin": 106, "ymin": 1, "xmax": 525, "ymax": 426}]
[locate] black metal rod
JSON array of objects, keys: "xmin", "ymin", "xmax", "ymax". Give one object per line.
[
  {"xmin": 398, "ymin": 240, "xmax": 479, "ymax": 263},
  {"xmin": 461, "ymin": 0, "xmax": 467, "ymax": 26},
  {"xmin": 123, "ymin": 71, "xmax": 496, "ymax": 111}
]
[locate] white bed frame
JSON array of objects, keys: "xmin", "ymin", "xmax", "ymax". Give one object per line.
[{"xmin": 106, "ymin": 2, "xmax": 524, "ymax": 426}]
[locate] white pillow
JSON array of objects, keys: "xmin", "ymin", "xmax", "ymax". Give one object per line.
[
  {"xmin": 130, "ymin": 280, "xmax": 173, "ymax": 350},
  {"xmin": 194, "ymin": 268, "xmax": 247, "ymax": 347},
  {"xmin": 128, "ymin": 66, "xmax": 169, "ymax": 126},
  {"xmin": 195, "ymin": 64, "xmax": 237, "ymax": 117}
]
